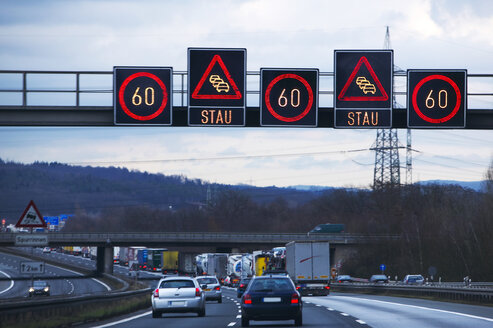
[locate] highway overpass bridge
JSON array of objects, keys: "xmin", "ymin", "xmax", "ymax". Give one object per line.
[{"xmin": 0, "ymin": 232, "xmax": 398, "ymax": 274}]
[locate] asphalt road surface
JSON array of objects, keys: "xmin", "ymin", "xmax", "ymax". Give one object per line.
[
  {"xmin": 77, "ymin": 288, "xmax": 493, "ymax": 328},
  {"xmin": 0, "ymin": 250, "xmax": 110, "ymax": 299}
]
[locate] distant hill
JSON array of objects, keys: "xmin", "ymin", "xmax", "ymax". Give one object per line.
[
  {"xmin": 417, "ymin": 180, "xmax": 485, "ymax": 192},
  {"xmin": 0, "ymin": 160, "xmax": 325, "ymax": 223}
]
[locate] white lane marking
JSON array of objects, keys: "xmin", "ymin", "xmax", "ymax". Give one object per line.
[
  {"xmin": 236, "ymin": 315, "xmax": 241, "ymax": 319},
  {"xmin": 92, "ymin": 278, "xmax": 111, "ymax": 291},
  {"xmin": 341, "ymin": 313, "xmax": 349, "ymax": 316},
  {"xmin": 327, "ymin": 308, "xmax": 335, "ymax": 311},
  {"xmin": 356, "ymin": 319, "xmax": 366, "ymax": 324},
  {"xmin": 333, "ymin": 296, "xmax": 493, "ymax": 323},
  {"xmin": 90, "ymin": 311, "xmax": 152, "ymax": 328},
  {"xmin": 316, "ymin": 304, "xmax": 322, "ymax": 307},
  {"xmin": 0, "ymin": 270, "xmax": 14, "ymax": 295},
  {"xmin": 66, "ymin": 279, "xmax": 75, "ymax": 295},
  {"xmin": 47, "ymin": 264, "xmax": 111, "ymax": 291},
  {"xmin": 228, "ymin": 323, "xmax": 236, "ymax": 327}
]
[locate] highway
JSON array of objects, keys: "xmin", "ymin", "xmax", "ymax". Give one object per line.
[
  {"xmin": 0, "ymin": 250, "xmax": 110, "ymax": 299},
  {"xmin": 76, "ymin": 289, "xmax": 493, "ymax": 328}
]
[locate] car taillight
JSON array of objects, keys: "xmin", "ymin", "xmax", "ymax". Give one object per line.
[
  {"xmin": 153, "ymin": 289, "xmax": 159, "ymax": 298},
  {"xmin": 243, "ymin": 294, "xmax": 252, "ymax": 304},
  {"xmin": 195, "ymin": 288, "xmax": 201, "ymax": 297},
  {"xmin": 325, "ymin": 285, "xmax": 331, "ymax": 290},
  {"xmin": 239, "ymin": 284, "xmax": 245, "ymax": 288},
  {"xmin": 296, "ymin": 286, "xmax": 301, "ymax": 290},
  {"xmin": 291, "ymin": 293, "xmax": 299, "ymax": 304},
  {"xmin": 214, "ymin": 286, "xmax": 220, "ymax": 291}
]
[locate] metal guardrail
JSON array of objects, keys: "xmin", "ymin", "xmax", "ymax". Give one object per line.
[
  {"xmin": 331, "ymin": 282, "xmax": 493, "ymax": 304},
  {"xmin": 0, "ymin": 232, "xmax": 399, "ymax": 247}
]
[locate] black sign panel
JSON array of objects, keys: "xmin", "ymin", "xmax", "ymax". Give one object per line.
[
  {"xmin": 408, "ymin": 70, "xmax": 466, "ymax": 128},
  {"xmin": 188, "ymin": 48, "xmax": 246, "ymax": 126},
  {"xmin": 260, "ymin": 69, "xmax": 318, "ymax": 127},
  {"xmin": 334, "ymin": 50, "xmax": 393, "ymax": 128},
  {"xmin": 114, "ymin": 67, "xmax": 172, "ymax": 125}
]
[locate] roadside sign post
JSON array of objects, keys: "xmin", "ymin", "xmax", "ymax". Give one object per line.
[
  {"xmin": 188, "ymin": 48, "xmax": 246, "ymax": 126},
  {"xmin": 16, "ymin": 200, "xmax": 47, "ymax": 285},
  {"xmin": 260, "ymin": 68, "xmax": 319, "ymax": 127},
  {"xmin": 380, "ymin": 264, "xmax": 386, "ymax": 274},
  {"xmin": 407, "ymin": 70, "xmax": 466, "ymax": 128},
  {"xmin": 334, "ymin": 50, "xmax": 393, "ymax": 128}
]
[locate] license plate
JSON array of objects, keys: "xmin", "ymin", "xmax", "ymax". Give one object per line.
[
  {"xmin": 170, "ymin": 301, "xmax": 185, "ymax": 306},
  {"xmin": 263, "ymin": 297, "xmax": 281, "ymax": 303},
  {"xmin": 204, "ymin": 289, "xmax": 211, "ymax": 291}
]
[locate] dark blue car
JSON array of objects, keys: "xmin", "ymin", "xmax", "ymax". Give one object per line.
[
  {"xmin": 240, "ymin": 275, "xmax": 302, "ymax": 327},
  {"xmin": 237, "ymin": 277, "xmax": 251, "ymax": 298}
]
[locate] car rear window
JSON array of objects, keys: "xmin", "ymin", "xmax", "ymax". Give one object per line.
[
  {"xmin": 159, "ymin": 280, "xmax": 195, "ymax": 288},
  {"xmin": 249, "ymin": 278, "xmax": 293, "ymax": 292},
  {"xmin": 33, "ymin": 281, "xmax": 47, "ymax": 287},
  {"xmin": 197, "ymin": 277, "xmax": 218, "ymax": 285}
]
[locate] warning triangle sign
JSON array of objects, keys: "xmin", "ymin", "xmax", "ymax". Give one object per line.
[
  {"xmin": 338, "ymin": 56, "xmax": 389, "ymax": 102},
  {"xmin": 191, "ymin": 54, "xmax": 242, "ymax": 100},
  {"xmin": 16, "ymin": 200, "xmax": 46, "ymax": 228}
]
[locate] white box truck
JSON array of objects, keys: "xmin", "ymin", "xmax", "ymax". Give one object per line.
[{"xmin": 286, "ymin": 241, "xmax": 331, "ymax": 296}]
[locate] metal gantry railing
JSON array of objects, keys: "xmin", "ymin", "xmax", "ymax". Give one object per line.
[{"xmin": 0, "ymin": 69, "xmax": 491, "ymax": 108}]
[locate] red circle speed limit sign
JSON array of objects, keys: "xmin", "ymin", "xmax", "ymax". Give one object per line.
[
  {"xmin": 408, "ymin": 70, "xmax": 466, "ymax": 128},
  {"xmin": 114, "ymin": 67, "xmax": 172, "ymax": 125},
  {"xmin": 261, "ymin": 69, "xmax": 318, "ymax": 127}
]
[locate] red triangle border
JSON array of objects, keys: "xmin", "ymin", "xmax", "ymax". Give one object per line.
[
  {"xmin": 338, "ymin": 56, "xmax": 389, "ymax": 102},
  {"xmin": 191, "ymin": 54, "xmax": 242, "ymax": 100}
]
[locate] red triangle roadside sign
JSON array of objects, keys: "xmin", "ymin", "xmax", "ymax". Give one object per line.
[
  {"xmin": 338, "ymin": 56, "xmax": 389, "ymax": 101},
  {"xmin": 16, "ymin": 200, "xmax": 47, "ymax": 228},
  {"xmin": 191, "ymin": 54, "xmax": 242, "ymax": 100}
]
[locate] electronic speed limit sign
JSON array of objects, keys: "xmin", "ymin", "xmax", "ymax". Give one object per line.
[
  {"xmin": 407, "ymin": 70, "xmax": 466, "ymax": 128},
  {"xmin": 114, "ymin": 66, "xmax": 172, "ymax": 125},
  {"xmin": 260, "ymin": 68, "xmax": 318, "ymax": 127}
]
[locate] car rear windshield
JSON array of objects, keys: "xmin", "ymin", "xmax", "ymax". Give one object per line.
[
  {"xmin": 159, "ymin": 280, "xmax": 195, "ymax": 288},
  {"xmin": 197, "ymin": 278, "xmax": 218, "ymax": 285},
  {"xmin": 249, "ymin": 278, "xmax": 293, "ymax": 292},
  {"xmin": 33, "ymin": 281, "xmax": 47, "ymax": 287}
]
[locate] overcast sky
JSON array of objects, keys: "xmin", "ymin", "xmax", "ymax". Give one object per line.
[{"xmin": 1, "ymin": 0, "xmax": 492, "ymax": 188}]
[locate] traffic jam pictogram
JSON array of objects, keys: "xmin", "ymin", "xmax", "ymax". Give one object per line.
[
  {"xmin": 188, "ymin": 48, "xmax": 246, "ymax": 126},
  {"xmin": 114, "ymin": 67, "xmax": 172, "ymax": 125},
  {"xmin": 407, "ymin": 70, "xmax": 467, "ymax": 128},
  {"xmin": 260, "ymin": 69, "xmax": 318, "ymax": 127},
  {"xmin": 334, "ymin": 50, "xmax": 393, "ymax": 128}
]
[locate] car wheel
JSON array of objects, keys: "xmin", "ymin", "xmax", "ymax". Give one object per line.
[
  {"xmin": 152, "ymin": 310, "xmax": 161, "ymax": 318},
  {"xmin": 241, "ymin": 315, "xmax": 249, "ymax": 327},
  {"xmin": 295, "ymin": 313, "xmax": 303, "ymax": 326},
  {"xmin": 198, "ymin": 307, "xmax": 206, "ymax": 317}
]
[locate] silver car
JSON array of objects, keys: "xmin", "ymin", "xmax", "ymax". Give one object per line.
[
  {"xmin": 151, "ymin": 276, "xmax": 206, "ymax": 318},
  {"xmin": 196, "ymin": 276, "xmax": 222, "ymax": 303}
]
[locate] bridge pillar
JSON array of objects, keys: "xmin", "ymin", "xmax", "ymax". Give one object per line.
[{"xmin": 96, "ymin": 246, "xmax": 114, "ymax": 275}]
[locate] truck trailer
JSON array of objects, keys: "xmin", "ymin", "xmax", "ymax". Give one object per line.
[{"xmin": 286, "ymin": 241, "xmax": 331, "ymax": 296}]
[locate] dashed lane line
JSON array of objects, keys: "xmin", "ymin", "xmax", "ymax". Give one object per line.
[
  {"xmin": 356, "ymin": 319, "xmax": 367, "ymax": 324},
  {"xmin": 228, "ymin": 323, "xmax": 236, "ymax": 327}
]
